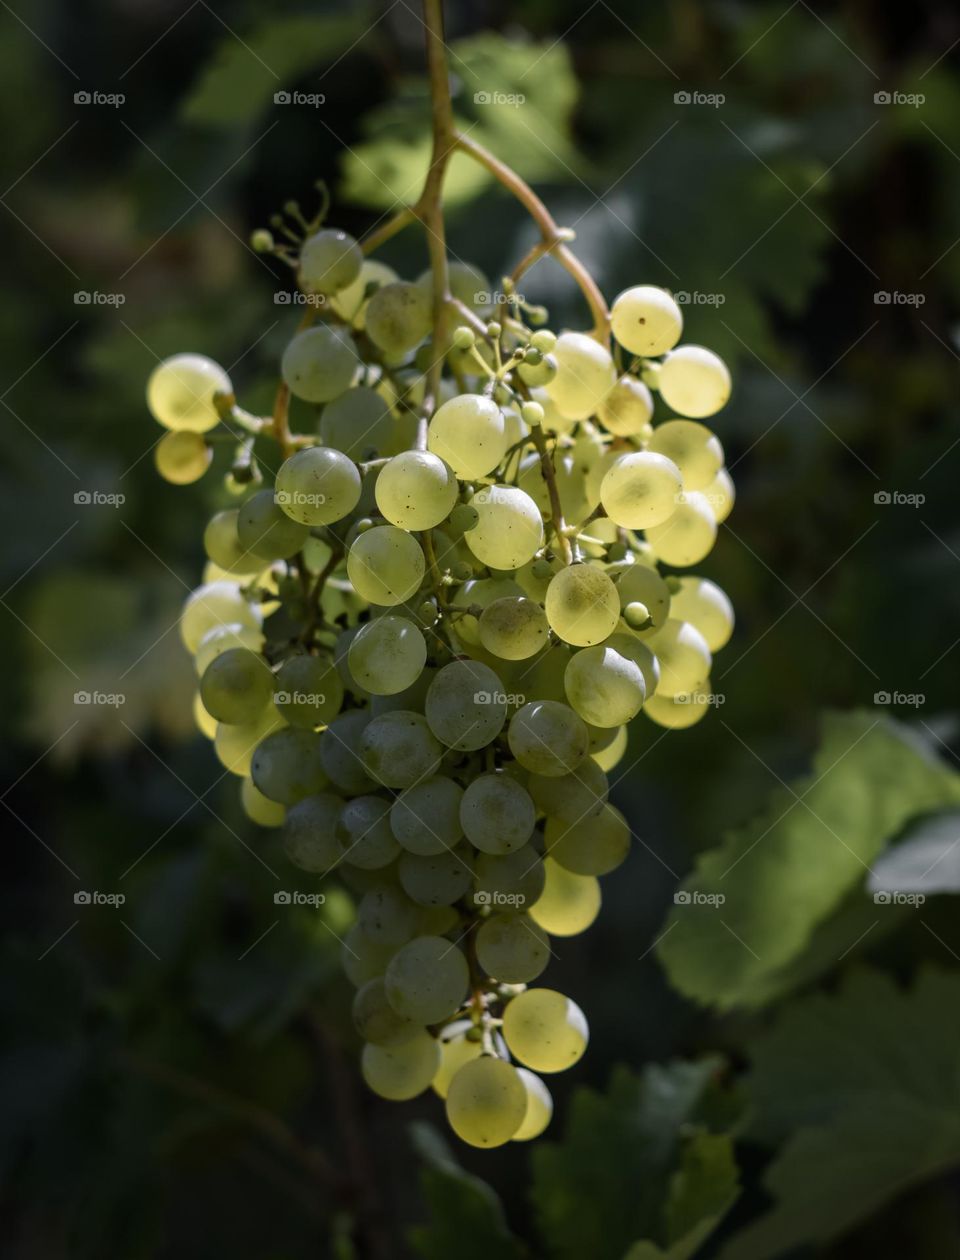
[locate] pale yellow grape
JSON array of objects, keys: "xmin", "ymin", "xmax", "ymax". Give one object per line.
[
  {"xmin": 385, "ymin": 935, "xmax": 469, "ymax": 1024},
  {"xmin": 476, "ymin": 913, "xmax": 550, "ymax": 983},
  {"xmin": 365, "ymin": 281, "xmax": 432, "ymax": 355},
  {"xmin": 348, "ymin": 616, "xmax": 426, "ymax": 695},
  {"xmin": 362, "ymin": 1031, "xmax": 440, "ymax": 1101},
  {"xmin": 473, "ymin": 845, "xmax": 546, "ymax": 909},
  {"xmin": 647, "ymin": 419, "xmax": 723, "ymax": 491},
  {"xmin": 358, "ymin": 883, "xmax": 420, "ymax": 946},
  {"xmin": 669, "ymin": 577, "xmax": 734, "ymax": 651},
  {"xmin": 417, "ymin": 261, "xmax": 492, "ymax": 315},
  {"xmin": 200, "ymin": 647, "xmax": 273, "ymax": 725},
  {"xmin": 275, "ymin": 447, "xmax": 362, "ymax": 526},
  {"xmin": 614, "ymin": 563, "xmax": 671, "ymax": 633},
  {"xmin": 704, "ymin": 466, "xmax": 735, "ymax": 523},
  {"xmin": 513, "ymin": 1069, "xmax": 553, "ymax": 1141},
  {"xmin": 545, "ymin": 803, "xmax": 630, "ymax": 876},
  {"xmin": 203, "ymin": 509, "xmax": 263, "ymax": 576},
  {"xmin": 214, "ymin": 707, "xmax": 284, "ymax": 777},
  {"xmin": 545, "ymin": 565, "xmax": 620, "ymax": 647},
  {"xmin": 464, "ymin": 485, "xmax": 543, "ymax": 570},
  {"xmin": 298, "ymin": 227, "xmax": 362, "ymax": 295},
  {"xmin": 610, "ymin": 285, "xmax": 683, "ymax": 357},
  {"xmin": 428, "ymin": 393, "xmax": 507, "ymax": 479},
  {"xmin": 600, "ymin": 452, "xmax": 682, "ymax": 531},
  {"xmin": 658, "ymin": 345, "xmax": 731, "ymax": 418},
  {"xmin": 479, "ymin": 597, "xmax": 549, "ymax": 660},
  {"xmin": 347, "ymin": 525, "xmax": 425, "ymax": 607},
  {"xmin": 591, "ymin": 722, "xmax": 628, "ymax": 770},
  {"xmin": 398, "ymin": 846, "xmax": 473, "ymax": 906},
  {"xmin": 545, "ymin": 332, "xmax": 617, "ymax": 421},
  {"xmin": 597, "ymin": 374, "xmax": 654, "ymax": 436},
  {"xmin": 341, "ymin": 924, "xmax": 398, "ymax": 987},
  {"xmin": 515, "ymin": 556, "xmax": 559, "ymax": 603},
  {"xmin": 390, "ymin": 776, "xmax": 464, "ymax": 855},
  {"xmin": 520, "ymin": 643, "xmax": 570, "ymax": 704},
  {"xmin": 193, "ymin": 691, "xmax": 218, "ymax": 739},
  {"xmin": 425, "ymin": 659, "xmax": 507, "ymax": 751},
  {"xmin": 502, "ymin": 988, "xmax": 589, "ymax": 1073},
  {"xmin": 648, "ymin": 619, "xmax": 712, "ymax": 697},
  {"xmin": 645, "ymin": 492, "xmax": 717, "ymax": 566},
  {"xmin": 252, "ymin": 727, "xmax": 327, "ymax": 804},
  {"xmin": 432, "ymin": 1034, "xmax": 484, "ymax": 1099},
  {"xmin": 508, "ymin": 700, "xmax": 589, "ymax": 777},
  {"xmin": 528, "ymin": 386, "xmax": 576, "ymax": 436},
  {"xmin": 146, "ymin": 353, "xmax": 231, "ymax": 433},
  {"xmin": 529, "ymin": 859, "xmax": 601, "ymax": 937},
  {"xmin": 320, "ymin": 710, "xmax": 375, "ymax": 795},
  {"xmin": 281, "ymin": 326, "xmax": 358, "ymax": 403},
  {"xmin": 517, "ymin": 450, "xmax": 594, "ymax": 527},
  {"xmin": 375, "ymin": 449, "xmax": 458, "ymax": 530},
  {"xmin": 445, "ymin": 1056, "xmax": 527, "ymax": 1148},
  {"xmin": 529, "ymin": 758, "xmax": 608, "ymax": 823},
  {"xmin": 644, "ymin": 684, "xmax": 712, "ymax": 728},
  {"xmin": 237, "ymin": 488, "xmax": 310, "ymax": 561},
  {"xmin": 563, "ymin": 643, "xmax": 645, "ymax": 728},
  {"xmin": 328, "ymin": 258, "xmax": 398, "ymax": 327},
  {"xmin": 337, "ymin": 795, "xmax": 399, "ymax": 870},
  {"xmin": 195, "ymin": 622, "xmax": 264, "ymax": 675},
  {"xmin": 241, "ymin": 776, "xmax": 286, "ymax": 827},
  {"xmin": 352, "ymin": 977, "xmax": 418, "ymax": 1046},
  {"xmin": 320, "ymin": 386, "xmax": 395, "ymax": 462},
  {"xmin": 154, "ymin": 430, "xmax": 211, "ymax": 483},
  {"xmin": 282, "ymin": 792, "xmax": 343, "ymax": 873},
  {"xmin": 460, "ymin": 773, "xmax": 535, "ymax": 853},
  {"xmin": 418, "ymin": 905, "xmax": 463, "ymax": 936},
  {"xmin": 273, "ymin": 654, "xmax": 344, "ymax": 728},
  {"xmin": 605, "ymin": 632, "xmax": 661, "ymax": 696},
  {"xmin": 359, "ymin": 711, "xmax": 443, "ymax": 789}
]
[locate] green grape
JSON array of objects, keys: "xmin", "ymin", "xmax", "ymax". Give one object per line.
[
  {"xmin": 200, "ymin": 648, "xmax": 274, "ymax": 724},
  {"xmin": 518, "ymin": 352, "xmax": 557, "ymax": 388},
  {"xmin": 361, "ymin": 1031, "xmax": 440, "ymax": 1101},
  {"xmin": 545, "ymin": 802, "xmax": 630, "ymax": 876},
  {"xmin": 368, "ymin": 662, "xmax": 435, "ymax": 716},
  {"xmin": 320, "ymin": 386, "xmax": 395, "ymax": 461},
  {"xmin": 529, "ymin": 859, "xmax": 601, "ymax": 937},
  {"xmin": 418, "ymin": 261, "xmax": 492, "ymax": 315},
  {"xmin": 582, "ymin": 446, "xmax": 621, "ymax": 508},
  {"xmin": 529, "ymin": 759, "xmax": 608, "ymax": 823},
  {"xmin": 358, "ymin": 883, "xmax": 420, "ymax": 946},
  {"xmin": 320, "ymin": 710, "xmax": 376, "ymax": 795},
  {"xmin": 609, "ymin": 285, "xmax": 683, "ymax": 357},
  {"xmin": 341, "ymin": 923, "xmax": 398, "ymax": 987},
  {"xmin": 433, "ymin": 1033, "xmax": 484, "ymax": 1099},
  {"xmin": 508, "ymin": 700, "xmax": 589, "ymax": 777},
  {"xmin": 154, "ymin": 429, "xmax": 212, "ymax": 483},
  {"xmin": 599, "ymin": 452, "xmax": 683, "ymax": 529},
  {"xmin": 644, "ymin": 684, "xmax": 712, "ymax": 728},
  {"xmin": 521, "ymin": 644, "xmax": 571, "ymax": 704},
  {"xmin": 182, "ymin": 581, "xmax": 262, "ymax": 652},
  {"xmin": 236, "ymin": 487, "xmax": 309, "ymax": 560},
  {"xmin": 613, "ymin": 563, "xmax": 671, "ymax": 634},
  {"xmin": 597, "ymin": 374, "xmax": 654, "ymax": 436},
  {"xmin": 282, "ymin": 792, "xmax": 345, "ymax": 872},
  {"xmin": 450, "ymin": 578, "xmax": 524, "ymax": 645},
  {"xmin": 214, "ymin": 707, "xmax": 284, "ymax": 777},
  {"xmin": 275, "ymin": 446, "xmax": 362, "ymax": 526},
  {"xmin": 668, "ymin": 576, "xmax": 734, "ymax": 651},
  {"xmin": 347, "ymin": 525, "xmax": 425, "ymax": 606},
  {"xmin": 605, "ymin": 632, "xmax": 661, "ymax": 697},
  {"xmin": 240, "ymin": 776, "xmax": 286, "ymax": 827},
  {"xmin": 274, "ymin": 654, "xmax": 345, "ymax": 728},
  {"xmin": 563, "ymin": 644, "xmax": 646, "ymax": 727},
  {"xmin": 390, "ymin": 776, "xmax": 464, "ymax": 855},
  {"xmin": 474, "ymin": 845, "xmax": 546, "ymax": 910},
  {"xmin": 281, "ymin": 326, "xmax": 358, "ymax": 403},
  {"xmin": 415, "ymin": 904, "xmax": 460, "ymax": 935},
  {"xmin": 338, "ymin": 795, "xmax": 399, "ymax": 870},
  {"xmin": 513, "ymin": 1068, "xmax": 553, "ymax": 1141},
  {"xmin": 460, "ymin": 773, "xmax": 535, "ymax": 854},
  {"xmin": 657, "ymin": 345, "xmax": 731, "ymax": 418},
  {"xmin": 544, "ymin": 565, "xmax": 620, "ymax": 647},
  {"xmin": 298, "ymin": 227, "xmax": 362, "ymax": 295},
  {"xmin": 146, "ymin": 353, "xmax": 231, "ymax": 432},
  {"xmin": 478, "ymin": 597, "xmax": 549, "ymax": 661},
  {"xmin": 398, "ymin": 846, "xmax": 473, "ymax": 906},
  {"xmin": 517, "ymin": 449, "xmax": 593, "ymax": 526},
  {"xmin": 645, "ymin": 491, "xmax": 717, "ymax": 566},
  {"xmin": 590, "ymin": 723, "xmax": 628, "ymax": 771},
  {"xmin": 647, "ymin": 619, "xmax": 712, "ymax": 696},
  {"xmin": 464, "ymin": 486, "xmax": 544, "ymax": 570},
  {"xmin": 328, "ymin": 258, "xmax": 398, "ymax": 327},
  {"xmin": 251, "ymin": 727, "xmax": 327, "ymax": 804},
  {"xmin": 352, "ymin": 976, "xmax": 419, "ymax": 1046},
  {"xmin": 445, "ymin": 1056, "xmax": 527, "ymax": 1148},
  {"xmin": 375, "ymin": 449, "xmax": 459, "ymax": 530},
  {"xmin": 203, "ymin": 509, "xmax": 263, "ymax": 575},
  {"xmin": 359, "ymin": 711, "xmax": 443, "ymax": 788},
  {"xmin": 425, "ymin": 660, "xmax": 507, "ymax": 751},
  {"xmin": 194, "ymin": 622, "xmax": 264, "ymax": 676},
  {"xmin": 347, "ymin": 616, "xmax": 426, "ymax": 696},
  {"xmin": 365, "ymin": 281, "xmax": 432, "ymax": 355},
  {"xmin": 193, "ymin": 692, "xmax": 217, "ymax": 739},
  {"xmin": 476, "ymin": 912, "xmax": 550, "ymax": 983},
  {"xmin": 385, "ymin": 935, "xmax": 469, "ymax": 1024},
  {"xmin": 544, "ymin": 332, "xmax": 617, "ymax": 421},
  {"xmin": 647, "ymin": 419, "xmax": 723, "ymax": 491},
  {"xmin": 427, "ymin": 393, "xmax": 507, "ymax": 479},
  {"xmin": 501, "ymin": 988, "xmax": 589, "ymax": 1073},
  {"xmin": 703, "ymin": 466, "xmax": 735, "ymax": 523}
]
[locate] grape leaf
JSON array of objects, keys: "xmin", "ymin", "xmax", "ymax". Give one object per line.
[{"xmin": 656, "ymin": 712, "xmax": 960, "ymax": 1009}]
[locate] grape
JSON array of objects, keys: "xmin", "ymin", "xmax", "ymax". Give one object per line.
[
  {"xmin": 520, "ymin": 644, "xmax": 571, "ymax": 704},
  {"xmin": 240, "ymin": 776, "xmax": 286, "ymax": 827},
  {"xmin": 478, "ymin": 597, "xmax": 549, "ymax": 661},
  {"xmin": 320, "ymin": 710, "xmax": 376, "ymax": 795},
  {"xmin": 501, "ymin": 988, "xmax": 589, "ymax": 1073},
  {"xmin": 460, "ymin": 774, "xmax": 535, "ymax": 853},
  {"xmin": 564, "ymin": 644, "xmax": 645, "ymax": 728},
  {"xmin": 450, "ymin": 577, "xmax": 524, "ymax": 645},
  {"xmin": 609, "ymin": 285, "xmax": 683, "ymax": 357},
  {"xmin": 704, "ymin": 466, "xmax": 735, "ymax": 523},
  {"xmin": 513, "ymin": 1068, "xmax": 553, "ymax": 1141},
  {"xmin": 252, "ymin": 727, "xmax": 327, "ymax": 804},
  {"xmin": 298, "ymin": 228, "xmax": 362, "ymax": 295},
  {"xmin": 644, "ymin": 685, "xmax": 712, "ymax": 728},
  {"xmin": 353, "ymin": 976, "xmax": 419, "ymax": 1046},
  {"xmin": 282, "ymin": 792, "xmax": 344, "ymax": 872},
  {"xmin": 181, "ymin": 581, "xmax": 263, "ymax": 652},
  {"xmin": 613, "ymin": 563, "xmax": 671, "ymax": 634},
  {"xmin": 445, "ymin": 1056, "xmax": 527, "ymax": 1148},
  {"xmin": 200, "ymin": 648, "xmax": 274, "ymax": 724},
  {"xmin": 281, "ymin": 326, "xmax": 358, "ymax": 403},
  {"xmin": 657, "ymin": 345, "xmax": 731, "ymax": 418},
  {"xmin": 529, "ymin": 859, "xmax": 601, "ymax": 937},
  {"xmin": 237, "ymin": 487, "xmax": 309, "ymax": 560},
  {"xmin": 390, "ymin": 776, "xmax": 464, "ymax": 855},
  {"xmin": 194, "ymin": 622, "xmax": 264, "ymax": 675},
  {"xmin": 375, "ymin": 449, "xmax": 459, "ymax": 530},
  {"xmin": 146, "ymin": 353, "xmax": 231, "ymax": 432},
  {"xmin": 476, "ymin": 913, "xmax": 550, "ymax": 983},
  {"xmin": 328, "ymin": 258, "xmax": 397, "ymax": 327},
  {"xmin": 647, "ymin": 419, "xmax": 723, "ymax": 491},
  {"xmin": 274, "ymin": 654, "xmax": 345, "ymax": 728},
  {"xmin": 214, "ymin": 707, "xmax": 284, "ymax": 777},
  {"xmin": 385, "ymin": 935, "xmax": 469, "ymax": 1024},
  {"xmin": 359, "ymin": 710, "xmax": 443, "ymax": 788},
  {"xmin": 432, "ymin": 1033, "xmax": 484, "ymax": 1099},
  {"xmin": 426, "ymin": 659, "xmax": 507, "ymax": 751},
  {"xmin": 362, "ymin": 1031, "xmax": 440, "ymax": 1101},
  {"xmin": 398, "ymin": 844, "xmax": 473, "ymax": 905},
  {"xmin": 428, "ymin": 394, "xmax": 507, "ymax": 479},
  {"xmin": 518, "ymin": 448, "xmax": 593, "ymax": 526},
  {"xmin": 341, "ymin": 923, "xmax": 398, "ymax": 987},
  {"xmin": 155, "ymin": 430, "xmax": 212, "ymax": 483},
  {"xmin": 590, "ymin": 723, "xmax": 628, "ymax": 771},
  {"xmin": 645, "ymin": 491, "xmax": 717, "ymax": 566},
  {"xmin": 545, "ymin": 565, "xmax": 620, "ymax": 647},
  {"xmin": 275, "ymin": 446, "xmax": 362, "ymax": 526},
  {"xmin": 193, "ymin": 692, "xmax": 218, "ymax": 739},
  {"xmin": 365, "ymin": 281, "xmax": 432, "ymax": 355},
  {"xmin": 320, "ymin": 386, "xmax": 395, "ymax": 461},
  {"xmin": 348, "ymin": 616, "xmax": 426, "ymax": 695},
  {"xmin": 358, "ymin": 883, "xmax": 420, "ymax": 946},
  {"xmin": 545, "ymin": 803, "xmax": 630, "ymax": 876},
  {"xmin": 600, "ymin": 452, "xmax": 683, "ymax": 529},
  {"xmin": 463, "ymin": 485, "xmax": 544, "ymax": 570},
  {"xmin": 474, "ymin": 845, "xmax": 546, "ymax": 910},
  {"xmin": 419, "ymin": 260, "xmax": 492, "ymax": 315},
  {"xmin": 508, "ymin": 700, "xmax": 589, "ymax": 777},
  {"xmin": 597, "ymin": 374, "xmax": 654, "ymax": 436},
  {"xmin": 347, "ymin": 525, "xmax": 425, "ymax": 606},
  {"xmin": 203, "ymin": 509, "xmax": 263, "ymax": 576},
  {"xmin": 668, "ymin": 576, "xmax": 735, "ymax": 651},
  {"xmin": 338, "ymin": 795, "xmax": 400, "ymax": 870},
  {"xmin": 647, "ymin": 619, "xmax": 712, "ymax": 696},
  {"xmin": 528, "ymin": 758, "xmax": 608, "ymax": 823},
  {"xmin": 545, "ymin": 332, "xmax": 617, "ymax": 421}
]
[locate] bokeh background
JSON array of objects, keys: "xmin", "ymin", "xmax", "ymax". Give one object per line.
[{"xmin": 3, "ymin": 1, "xmax": 960, "ymax": 1257}]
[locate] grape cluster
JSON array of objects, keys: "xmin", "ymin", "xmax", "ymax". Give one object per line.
[{"xmin": 147, "ymin": 203, "xmax": 735, "ymax": 1147}]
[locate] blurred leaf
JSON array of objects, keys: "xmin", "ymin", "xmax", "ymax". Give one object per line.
[
  {"xmin": 867, "ymin": 809, "xmax": 960, "ymax": 894},
  {"xmin": 657, "ymin": 712, "xmax": 960, "ymax": 1009}
]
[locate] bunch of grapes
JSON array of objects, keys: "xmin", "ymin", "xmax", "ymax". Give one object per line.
[{"xmin": 146, "ymin": 195, "xmax": 735, "ymax": 1148}]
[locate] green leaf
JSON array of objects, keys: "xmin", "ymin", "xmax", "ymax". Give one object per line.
[
  {"xmin": 867, "ymin": 809, "xmax": 960, "ymax": 895},
  {"xmin": 656, "ymin": 712, "xmax": 960, "ymax": 1009},
  {"xmin": 531, "ymin": 1061, "xmax": 740, "ymax": 1260}
]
